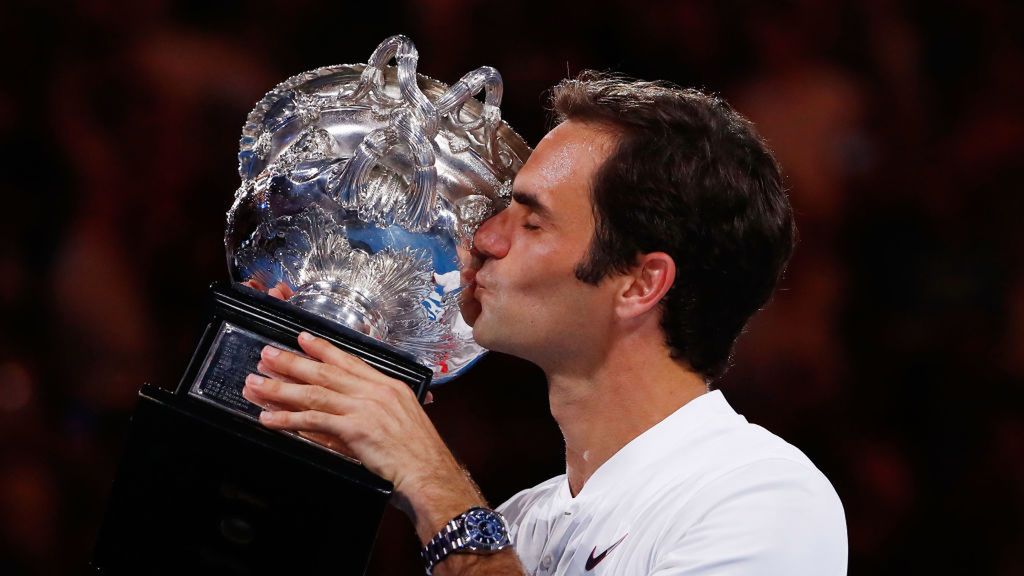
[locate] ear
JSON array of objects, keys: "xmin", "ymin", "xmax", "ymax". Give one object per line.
[{"xmin": 614, "ymin": 252, "xmax": 676, "ymax": 320}]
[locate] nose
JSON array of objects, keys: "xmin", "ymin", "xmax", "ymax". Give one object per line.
[{"xmin": 472, "ymin": 207, "xmax": 511, "ymax": 260}]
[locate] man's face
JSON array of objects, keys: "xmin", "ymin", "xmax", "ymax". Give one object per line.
[{"xmin": 469, "ymin": 120, "xmax": 620, "ymax": 367}]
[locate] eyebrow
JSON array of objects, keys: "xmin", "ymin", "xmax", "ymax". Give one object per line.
[{"xmin": 512, "ymin": 190, "xmax": 553, "ymax": 219}]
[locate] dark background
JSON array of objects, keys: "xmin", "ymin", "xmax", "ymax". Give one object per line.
[{"xmin": 1, "ymin": 0, "xmax": 1022, "ymax": 574}]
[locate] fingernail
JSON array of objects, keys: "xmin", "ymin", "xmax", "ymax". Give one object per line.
[
  {"xmin": 256, "ymin": 361, "xmax": 267, "ymax": 374},
  {"xmin": 298, "ymin": 331, "xmax": 314, "ymax": 343},
  {"xmin": 262, "ymin": 346, "xmax": 280, "ymax": 358},
  {"xmin": 259, "ymin": 411, "xmax": 273, "ymax": 423},
  {"xmin": 245, "ymin": 373, "xmax": 264, "ymax": 387}
]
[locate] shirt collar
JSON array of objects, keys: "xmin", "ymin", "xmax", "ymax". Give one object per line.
[{"xmin": 566, "ymin": 390, "xmax": 738, "ymax": 500}]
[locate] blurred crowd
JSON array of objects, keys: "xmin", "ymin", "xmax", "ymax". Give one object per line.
[{"xmin": 1, "ymin": 0, "xmax": 1022, "ymax": 574}]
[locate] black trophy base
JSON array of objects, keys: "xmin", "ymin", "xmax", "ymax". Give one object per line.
[
  {"xmin": 92, "ymin": 385, "xmax": 391, "ymax": 575},
  {"xmin": 91, "ymin": 282, "xmax": 434, "ymax": 575}
]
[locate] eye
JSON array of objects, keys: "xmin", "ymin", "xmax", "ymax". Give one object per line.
[{"xmin": 522, "ymin": 222, "xmax": 541, "ymax": 231}]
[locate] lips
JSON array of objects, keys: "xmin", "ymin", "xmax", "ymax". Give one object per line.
[
  {"xmin": 471, "ymin": 282, "xmax": 488, "ymax": 302},
  {"xmin": 473, "ymin": 273, "xmax": 492, "ymax": 293}
]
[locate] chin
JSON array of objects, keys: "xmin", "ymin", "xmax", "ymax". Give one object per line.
[
  {"xmin": 471, "ymin": 322, "xmax": 499, "ymax": 351},
  {"xmin": 471, "ymin": 320, "xmax": 512, "ymax": 356}
]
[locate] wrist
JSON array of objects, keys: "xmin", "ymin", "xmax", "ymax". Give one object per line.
[
  {"xmin": 421, "ymin": 507, "xmax": 512, "ymax": 575},
  {"xmin": 395, "ymin": 463, "xmax": 486, "ymax": 544}
]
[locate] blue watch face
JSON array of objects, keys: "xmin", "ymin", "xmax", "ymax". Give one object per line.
[{"xmin": 465, "ymin": 509, "xmax": 507, "ymax": 547}]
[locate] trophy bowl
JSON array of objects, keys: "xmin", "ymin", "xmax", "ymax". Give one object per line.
[{"xmin": 225, "ymin": 35, "xmax": 531, "ymax": 384}]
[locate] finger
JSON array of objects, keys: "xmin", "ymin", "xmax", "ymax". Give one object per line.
[
  {"xmin": 258, "ymin": 345, "xmax": 357, "ymax": 395},
  {"xmin": 258, "ymin": 409, "xmax": 354, "ymax": 441},
  {"xmin": 458, "ymin": 280, "xmax": 481, "ymax": 326},
  {"xmin": 240, "ymin": 384, "xmax": 286, "ymax": 412},
  {"xmin": 456, "ymin": 243, "xmax": 484, "ymax": 271},
  {"xmin": 268, "ymin": 287, "xmax": 286, "ymax": 300},
  {"xmin": 274, "ymin": 282, "xmax": 295, "ymax": 299},
  {"xmin": 243, "ymin": 279, "xmax": 267, "ymax": 291},
  {"xmin": 243, "ymin": 374, "xmax": 302, "ymax": 411},
  {"xmin": 295, "ymin": 332, "xmax": 399, "ymax": 386},
  {"xmin": 255, "ymin": 360, "xmax": 295, "ymax": 384},
  {"xmin": 297, "ymin": 430, "xmax": 358, "ymax": 460},
  {"xmin": 424, "ymin": 391, "xmax": 434, "ymax": 405},
  {"xmin": 243, "ymin": 374, "xmax": 356, "ymax": 415},
  {"xmin": 460, "ymin": 261, "xmax": 478, "ymax": 285}
]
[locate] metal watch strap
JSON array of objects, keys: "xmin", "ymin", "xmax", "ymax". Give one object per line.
[{"xmin": 421, "ymin": 516, "xmax": 466, "ymax": 575}]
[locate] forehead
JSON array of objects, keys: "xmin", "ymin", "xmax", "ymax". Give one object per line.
[{"xmin": 514, "ymin": 121, "xmax": 617, "ymax": 212}]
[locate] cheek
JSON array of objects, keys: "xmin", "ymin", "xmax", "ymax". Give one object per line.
[{"xmin": 516, "ymin": 238, "xmax": 586, "ymax": 282}]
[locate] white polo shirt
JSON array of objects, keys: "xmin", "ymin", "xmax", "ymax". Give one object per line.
[{"xmin": 498, "ymin": 390, "xmax": 847, "ymax": 575}]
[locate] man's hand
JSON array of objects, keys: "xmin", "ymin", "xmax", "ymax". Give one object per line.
[
  {"xmin": 241, "ymin": 278, "xmax": 294, "ymax": 300},
  {"xmin": 241, "ymin": 278, "xmax": 435, "ymax": 405},
  {"xmin": 241, "ymin": 333, "xmax": 469, "ymax": 523},
  {"xmin": 242, "ymin": 331, "xmax": 523, "ymax": 575}
]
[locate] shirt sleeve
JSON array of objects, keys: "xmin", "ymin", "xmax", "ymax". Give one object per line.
[{"xmin": 649, "ymin": 458, "xmax": 848, "ymax": 576}]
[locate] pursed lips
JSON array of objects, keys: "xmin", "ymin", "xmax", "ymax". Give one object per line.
[
  {"xmin": 473, "ymin": 271, "xmax": 493, "ymax": 293},
  {"xmin": 473, "ymin": 278, "xmax": 497, "ymax": 304}
]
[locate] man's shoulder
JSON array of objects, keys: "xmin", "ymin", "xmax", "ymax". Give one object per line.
[
  {"xmin": 622, "ymin": 412, "xmax": 846, "ymax": 573},
  {"xmin": 647, "ymin": 446, "xmax": 848, "ymax": 574},
  {"xmin": 695, "ymin": 419, "xmax": 821, "ymax": 475},
  {"xmin": 663, "ymin": 392, "xmax": 825, "ymax": 482},
  {"xmin": 662, "ymin": 411, "xmax": 840, "ymax": 507},
  {"xmin": 676, "ymin": 438, "xmax": 844, "ymax": 523},
  {"xmin": 646, "ymin": 416, "xmax": 847, "ymax": 563}
]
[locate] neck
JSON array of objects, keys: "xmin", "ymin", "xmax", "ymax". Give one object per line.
[{"xmin": 542, "ymin": 332, "xmax": 708, "ymax": 497}]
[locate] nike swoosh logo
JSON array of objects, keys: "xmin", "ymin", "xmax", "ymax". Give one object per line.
[{"xmin": 585, "ymin": 533, "xmax": 628, "ymax": 571}]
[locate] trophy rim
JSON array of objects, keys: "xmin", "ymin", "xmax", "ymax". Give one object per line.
[{"xmin": 238, "ymin": 62, "xmax": 532, "ymax": 179}]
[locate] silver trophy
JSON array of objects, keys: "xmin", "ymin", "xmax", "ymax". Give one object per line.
[
  {"xmin": 92, "ymin": 37, "xmax": 532, "ymax": 575},
  {"xmin": 225, "ymin": 35, "xmax": 531, "ymax": 384}
]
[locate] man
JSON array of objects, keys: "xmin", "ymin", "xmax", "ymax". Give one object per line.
[{"xmin": 241, "ymin": 72, "xmax": 848, "ymax": 575}]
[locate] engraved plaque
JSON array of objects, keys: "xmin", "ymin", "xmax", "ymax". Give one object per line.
[{"xmin": 189, "ymin": 322, "xmax": 301, "ymax": 420}]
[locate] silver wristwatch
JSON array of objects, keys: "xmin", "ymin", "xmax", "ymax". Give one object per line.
[{"xmin": 420, "ymin": 506, "xmax": 512, "ymax": 575}]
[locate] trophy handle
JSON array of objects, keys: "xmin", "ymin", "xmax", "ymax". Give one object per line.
[
  {"xmin": 336, "ymin": 37, "xmax": 511, "ymax": 231},
  {"xmin": 336, "ymin": 35, "xmax": 442, "ymax": 232},
  {"xmin": 436, "ymin": 67, "xmax": 503, "ymax": 127},
  {"xmin": 335, "ymin": 126, "xmax": 399, "ymax": 208},
  {"xmin": 334, "ymin": 111, "xmax": 440, "ymax": 232},
  {"xmin": 359, "ymin": 34, "xmax": 440, "ymax": 137},
  {"xmin": 436, "ymin": 66, "xmax": 505, "ymax": 164}
]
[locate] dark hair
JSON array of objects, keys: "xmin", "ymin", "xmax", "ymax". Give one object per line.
[{"xmin": 551, "ymin": 71, "xmax": 796, "ymax": 381}]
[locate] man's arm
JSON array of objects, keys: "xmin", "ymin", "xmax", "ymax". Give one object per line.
[{"xmin": 241, "ymin": 331, "xmax": 524, "ymax": 576}]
